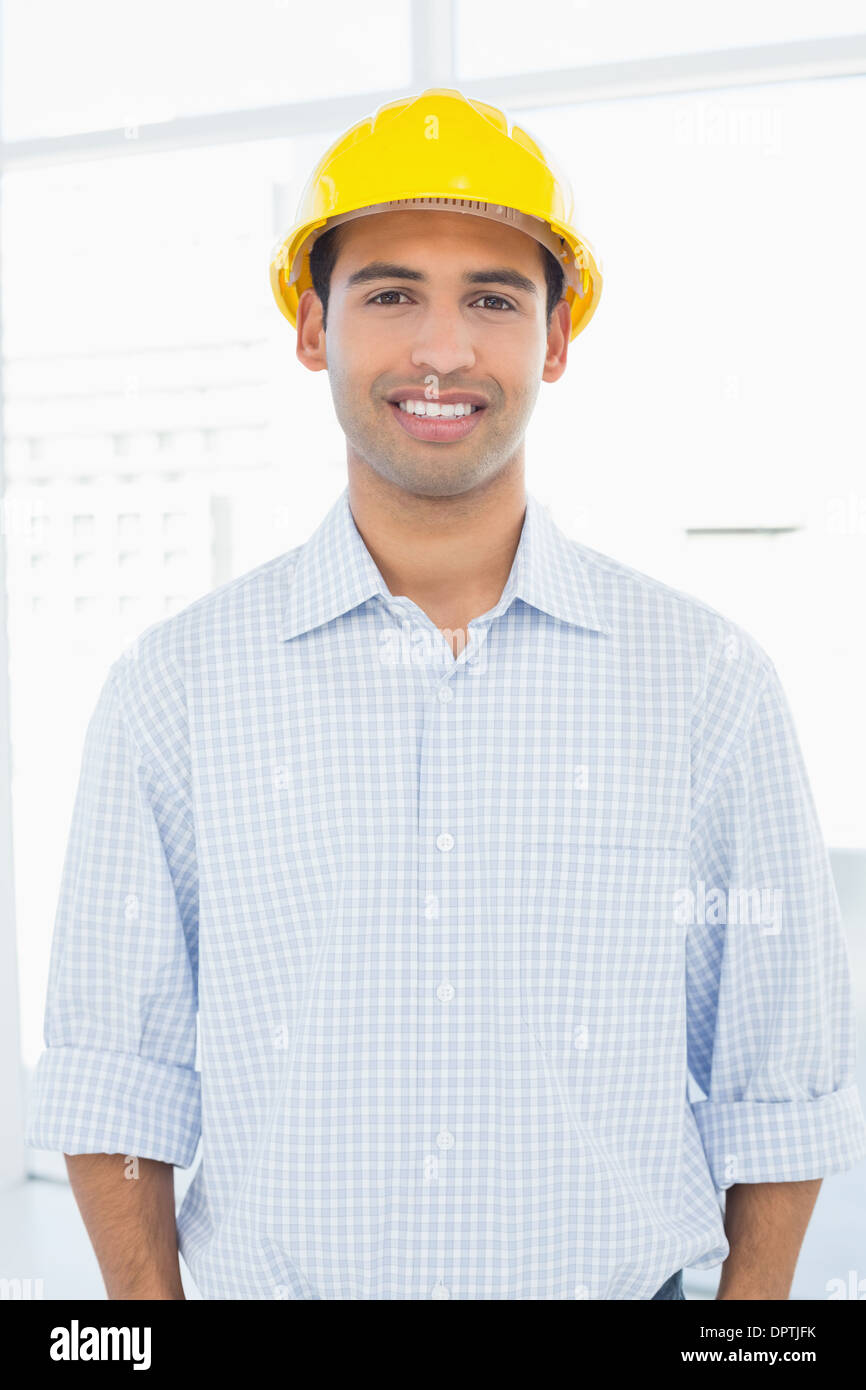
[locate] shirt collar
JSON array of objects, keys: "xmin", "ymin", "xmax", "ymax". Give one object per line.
[{"xmin": 279, "ymin": 485, "xmax": 611, "ymax": 641}]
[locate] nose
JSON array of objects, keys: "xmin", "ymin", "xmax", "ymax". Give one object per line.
[{"xmin": 410, "ymin": 305, "xmax": 477, "ymax": 378}]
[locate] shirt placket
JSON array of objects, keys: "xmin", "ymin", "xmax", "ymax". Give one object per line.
[{"xmin": 412, "ymin": 612, "xmax": 491, "ymax": 1302}]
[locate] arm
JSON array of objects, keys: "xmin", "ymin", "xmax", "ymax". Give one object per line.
[
  {"xmin": 716, "ymin": 1178, "xmax": 822, "ymax": 1299},
  {"xmin": 25, "ymin": 657, "xmax": 201, "ymax": 1287},
  {"xmin": 65, "ymin": 1153, "xmax": 185, "ymax": 1300},
  {"xmin": 685, "ymin": 637, "xmax": 866, "ymax": 1287}
]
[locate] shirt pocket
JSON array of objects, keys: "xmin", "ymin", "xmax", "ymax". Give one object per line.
[{"xmin": 518, "ymin": 841, "xmax": 690, "ymax": 1127}]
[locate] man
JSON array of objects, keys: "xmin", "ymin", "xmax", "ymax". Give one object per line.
[{"xmin": 27, "ymin": 88, "xmax": 866, "ymax": 1301}]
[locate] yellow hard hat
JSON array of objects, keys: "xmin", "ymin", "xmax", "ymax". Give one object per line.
[{"xmin": 269, "ymin": 87, "xmax": 603, "ymax": 343}]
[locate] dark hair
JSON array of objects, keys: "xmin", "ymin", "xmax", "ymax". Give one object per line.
[{"xmin": 309, "ymin": 221, "xmax": 566, "ymax": 332}]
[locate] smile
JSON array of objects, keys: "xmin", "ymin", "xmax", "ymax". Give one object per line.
[
  {"xmin": 386, "ymin": 399, "xmax": 486, "ymax": 442},
  {"xmin": 398, "ymin": 400, "xmax": 479, "ymax": 417}
]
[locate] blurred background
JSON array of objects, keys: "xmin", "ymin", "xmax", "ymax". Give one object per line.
[{"xmin": 1, "ymin": 0, "xmax": 865, "ymax": 1300}]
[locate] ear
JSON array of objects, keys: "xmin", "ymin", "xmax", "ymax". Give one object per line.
[
  {"xmin": 296, "ymin": 288, "xmax": 328, "ymax": 373},
  {"xmin": 541, "ymin": 298, "xmax": 571, "ymax": 384}
]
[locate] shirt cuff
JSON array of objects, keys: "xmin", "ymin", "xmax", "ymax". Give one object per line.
[
  {"xmin": 691, "ymin": 1084, "xmax": 866, "ymax": 1188},
  {"xmin": 25, "ymin": 1045, "xmax": 201, "ymax": 1169}
]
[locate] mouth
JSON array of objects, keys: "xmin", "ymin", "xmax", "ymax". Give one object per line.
[{"xmin": 385, "ymin": 397, "xmax": 487, "ymax": 442}]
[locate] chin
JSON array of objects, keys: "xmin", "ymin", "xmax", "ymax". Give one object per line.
[{"xmin": 387, "ymin": 459, "xmax": 493, "ymax": 496}]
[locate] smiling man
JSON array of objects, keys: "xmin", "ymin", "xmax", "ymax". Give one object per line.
[
  {"xmin": 297, "ymin": 203, "xmax": 570, "ymax": 658},
  {"xmin": 27, "ymin": 88, "xmax": 866, "ymax": 1302}
]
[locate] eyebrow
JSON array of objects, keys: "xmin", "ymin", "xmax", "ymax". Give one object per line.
[{"xmin": 343, "ymin": 262, "xmax": 538, "ymax": 296}]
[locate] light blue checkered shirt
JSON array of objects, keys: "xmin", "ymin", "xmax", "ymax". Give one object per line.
[{"xmin": 27, "ymin": 486, "xmax": 866, "ymax": 1299}]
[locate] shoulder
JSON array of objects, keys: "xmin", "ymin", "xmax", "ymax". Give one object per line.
[
  {"xmin": 567, "ymin": 534, "xmax": 778, "ymax": 728},
  {"xmin": 107, "ymin": 547, "xmax": 300, "ymax": 783},
  {"xmin": 578, "ymin": 535, "xmax": 773, "ymax": 660}
]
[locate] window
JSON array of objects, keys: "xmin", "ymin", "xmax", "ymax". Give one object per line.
[
  {"xmin": 456, "ymin": 0, "xmax": 866, "ymax": 77},
  {"xmin": 1, "ymin": 0, "xmax": 412, "ymax": 139}
]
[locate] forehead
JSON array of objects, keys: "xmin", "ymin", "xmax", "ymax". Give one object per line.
[{"xmin": 332, "ymin": 208, "xmax": 546, "ymax": 273}]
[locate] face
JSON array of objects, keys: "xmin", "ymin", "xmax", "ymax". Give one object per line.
[{"xmin": 296, "ymin": 209, "xmax": 571, "ymax": 499}]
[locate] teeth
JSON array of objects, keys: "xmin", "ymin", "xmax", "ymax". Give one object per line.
[{"xmin": 397, "ymin": 400, "xmax": 477, "ymax": 417}]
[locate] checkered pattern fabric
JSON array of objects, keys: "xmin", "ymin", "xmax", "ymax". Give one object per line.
[{"xmin": 27, "ymin": 486, "xmax": 866, "ymax": 1299}]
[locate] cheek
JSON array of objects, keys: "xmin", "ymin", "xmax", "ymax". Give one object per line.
[
  {"xmin": 332, "ymin": 324, "xmax": 409, "ymax": 389},
  {"xmin": 491, "ymin": 376, "xmax": 539, "ymax": 420}
]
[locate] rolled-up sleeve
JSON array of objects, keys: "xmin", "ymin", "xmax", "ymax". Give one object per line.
[
  {"xmin": 686, "ymin": 641, "xmax": 866, "ymax": 1189},
  {"xmin": 26, "ymin": 658, "xmax": 200, "ymax": 1167}
]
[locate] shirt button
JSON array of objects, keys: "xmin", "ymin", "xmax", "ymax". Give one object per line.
[
  {"xmin": 437, "ymin": 685, "xmax": 454, "ymax": 703},
  {"xmin": 436, "ymin": 982, "xmax": 455, "ymax": 1003},
  {"xmin": 431, "ymin": 1282, "xmax": 450, "ymax": 1300},
  {"xmin": 436, "ymin": 1129, "xmax": 455, "ymax": 1150},
  {"xmin": 436, "ymin": 832, "xmax": 454, "ymax": 852}
]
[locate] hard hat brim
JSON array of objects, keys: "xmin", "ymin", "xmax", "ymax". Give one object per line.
[{"xmin": 270, "ymin": 198, "xmax": 603, "ymax": 343}]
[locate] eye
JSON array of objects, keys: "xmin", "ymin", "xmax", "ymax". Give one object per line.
[
  {"xmin": 367, "ymin": 290, "xmax": 412, "ymax": 305},
  {"xmin": 366, "ymin": 290, "xmax": 517, "ymax": 311},
  {"xmin": 471, "ymin": 294, "xmax": 515, "ymax": 312}
]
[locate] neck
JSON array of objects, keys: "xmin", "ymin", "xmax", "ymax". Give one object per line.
[{"xmin": 345, "ymin": 459, "xmax": 527, "ymax": 634}]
